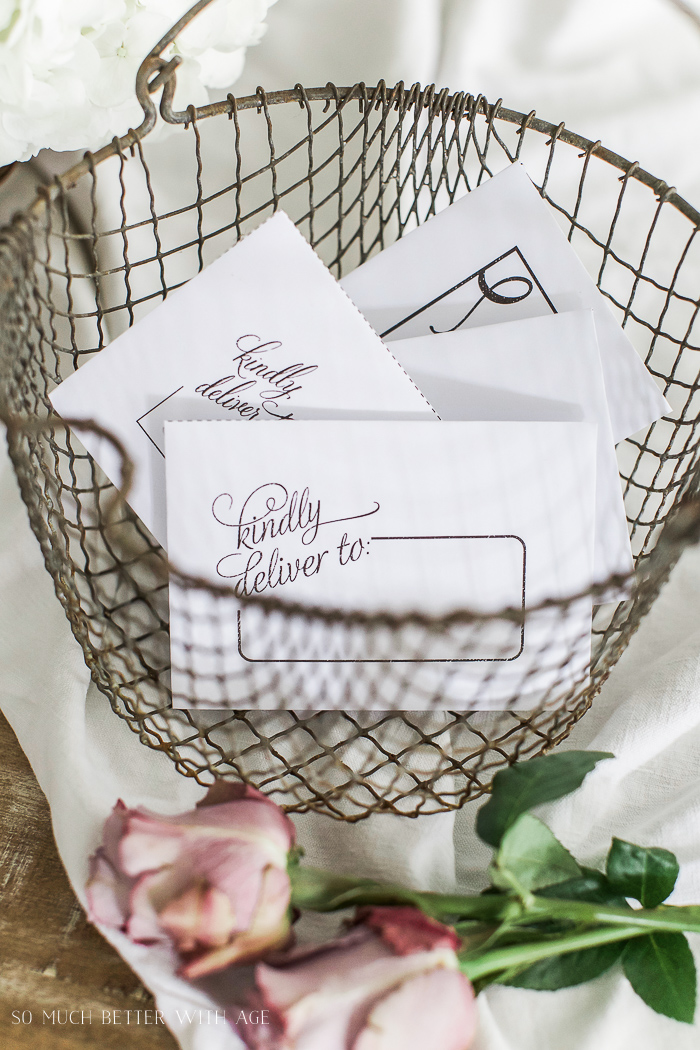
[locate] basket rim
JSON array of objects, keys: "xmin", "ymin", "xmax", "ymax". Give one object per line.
[{"xmin": 15, "ymin": 82, "xmax": 700, "ymax": 235}]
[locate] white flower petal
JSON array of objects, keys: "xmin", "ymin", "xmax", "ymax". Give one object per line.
[
  {"xmin": 196, "ymin": 45, "xmax": 246, "ymax": 90},
  {"xmin": 0, "ymin": 0, "xmax": 275, "ymax": 161}
]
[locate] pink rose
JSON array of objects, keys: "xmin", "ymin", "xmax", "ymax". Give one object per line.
[
  {"xmin": 243, "ymin": 906, "xmax": 477, "ymax": 1050},
  {"xmin": 87, "ymin": 782, "xmax": 295, "ymax": 978}
]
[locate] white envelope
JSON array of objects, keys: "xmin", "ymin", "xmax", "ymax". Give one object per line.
[
  {"xmin": 340, "ymin": 162, "xmax": 669, "ymax": 444},
  {"xmin": 165, "ymin": 420, "xmax": 597, "ymax": 711},
  {"xmin": 49, "ymin": 212, "xmax": 435, "ymax": 548},
  {"xmin": 390, "ymin": 311, "xmax": 633, "ymax": 593}
]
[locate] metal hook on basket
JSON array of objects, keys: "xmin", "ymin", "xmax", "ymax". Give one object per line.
[{"xmin": 135, "ymin": 0, "xmax": 220, "ymax": 129}]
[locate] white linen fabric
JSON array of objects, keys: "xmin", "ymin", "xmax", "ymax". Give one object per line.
[{"xmin": 3, "ymin": 1, "xmax": 700, "ymax": 1047}]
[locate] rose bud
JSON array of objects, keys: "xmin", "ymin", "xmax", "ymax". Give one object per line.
[
  {"xmin": 86, "ymin": 783, "xmax": 295, "ymax": 978},
  {"xmin": 243, "ymin": 905, "xmax": 477, "ymax": 1050}
]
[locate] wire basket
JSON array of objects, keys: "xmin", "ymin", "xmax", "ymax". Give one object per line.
[{"xmin": 2, "ymin": 2, "xmax": 700, "ymax": 820}]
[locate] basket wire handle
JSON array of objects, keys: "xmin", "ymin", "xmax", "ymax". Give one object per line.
[
  {"xmin": 136, "ymin": 0, "xmax": 219, "ymax": 132},
  {"xmin": 1, "ymin": 411, "xmax": 135, "ymax": 526}
]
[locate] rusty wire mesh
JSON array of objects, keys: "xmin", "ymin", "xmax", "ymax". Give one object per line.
[{"xmin": 2, "ymin": 66, "xmax": 700, "ymax": 819}]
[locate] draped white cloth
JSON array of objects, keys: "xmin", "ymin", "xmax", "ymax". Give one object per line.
[{"xmin": 3, "ymin": 1, "xmax": 700, "ymax": 1047}]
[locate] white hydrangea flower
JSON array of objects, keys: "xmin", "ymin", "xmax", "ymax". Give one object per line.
[{"xmin": 0, "ymin": 0, "xmax": 278, "ymax": 165}]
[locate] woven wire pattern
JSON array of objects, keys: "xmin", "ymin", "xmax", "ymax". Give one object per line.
[{"xmin": 2, "ymin": 81, "xmax": 700, "ymax": 819}]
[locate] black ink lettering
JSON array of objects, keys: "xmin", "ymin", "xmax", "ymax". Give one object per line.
[
  {"xmin": 212, "ymin": 484, "xmax": 379, "ymax": 549},
  {"xmin": 337, "ymin": 534, "xmax": 364, "ymax": 564},
  {"xmin": 217, "ymin": 547, "xmax": 315, "ymax": 595},
  {"xmin": 380, "ymin": 246, "xmax": 557, "ymax": 339},
  {"xmin": 193, "ymin": 334, "xmax": 318, "ymax": 420},
  {"xmin": 318, "ymin": 502, "xmax": 380, "ymax": 535},
  {"xmin": 261, "ymin": 400, "xmax": 295, "ymax": 420},
  {"xmin": 194, "ymin": 376, "xmax": 260, "ymax": 419},
  {"xmin": 303, "ymin": 551, "xmax": 328, "ymax": 577},
  {"xmin": 258, "ymin": 363, "xmax": 319, "ymax": 401},
  {"xmin": 430, "ymin": 273, "xmax": 534, "ymax": 334},
  {"xmin": 230, "ymin": 336, "xmax": 317, "ymax": 401},
  {"xmin": 349, "ymin": 537, "xmax": 364, "ymax": 561},
  {"xmin": 338, "ymin": 532, "xmax": 352, "ymax": 565}
]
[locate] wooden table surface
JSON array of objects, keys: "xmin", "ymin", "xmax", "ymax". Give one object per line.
[{"xmin": 0, "ymin": 710, "xmax": 177, "ymax": 1049}]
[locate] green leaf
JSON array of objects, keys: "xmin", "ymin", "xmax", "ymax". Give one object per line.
[
  {"xmin": 623, "ymin": 932, "xmax": 696, "ymax": 1023},
  {"xmin": 491, "ymin": 813, "xmax": 582, "ymax": 893},
  {"xmin": 476, "ymin": 751, "xmax": 613, "ymax": 848},
  {"xmin": 606, "ymin": 838, "xmax": 679, "ymax": 908},
  {"xmin": 503, "ymin": 941, "xmax": 625, "ymax": 990},
  {"xmin": 537, "ymin": 869, "xmax": 630, "ymax": 908}
]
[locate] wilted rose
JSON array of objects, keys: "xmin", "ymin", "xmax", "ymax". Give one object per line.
[
  {"xmin": 242, "ymin": 905, "xmax": 477, "ymax": 1050},
  {"xmin": 87, "ymin": 782, "xmax": 295, "ymax": 978}
]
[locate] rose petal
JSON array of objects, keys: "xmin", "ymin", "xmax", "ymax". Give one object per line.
[
  {"xmin": 160, "ymin": 881, "xmax": 217, "ymax": 957},
  {"xmin": 252, "ymin": 946, "xmax": 387, "ymax": 1050},
  {"xmin": 117, "ymin": 795, "xmax": 294, "ymax": 876},
  {"xmin": 255, "ymin": 931, "xmax": 387, "ymax": 1010},
  {"xmin": 284, "ymin": 989, "xmax": 371, "ymax": 1050},
  {"xmin": 352, "ymin": 968, "xmax": 477, "ymax": 1050},
  {"xmin": 356, "ymin": 907, "xmax": 461, "ymax": 955},
  {"xmin": 251, "ymin": 932, "xmax": 468, "ymax": 1050},
  {"xmin": 118, "ymin": 814, "xmax": 186, "ymax": 876},
  {"xmin": 85, "ymin": 849, "xmax": 130, "ymax": 928},
  {"xmin": 159, "ymin": 883, "xmax": 238, "ymax": 953},
  {"xmin": 256, "ymin": 932, "xmax": 458, "ymax": 1013},
  {"xmin": 181, "ymin": 866, "xmax": 292, "ymax": 979},
  {"xmin": 180, "ymin": 920, "xmax": 292, "ymax": 980},
  {"xmin": 252, "ymin": 864, "xmax": 292, "ymax": 938},
  {"xmin": 183, "ymin": 796, "xmax": 296, "ymax": 856},
  {"xmin": 188, "ymin": 839, "xmax": 272, "ymax": 927},
  {"xmin": 101, "ymin": 799, "xmax": 129, "ymax": 868},
  {"xmin": 126, "ymin": 869, "xmax": 176, "ymax": 944}
]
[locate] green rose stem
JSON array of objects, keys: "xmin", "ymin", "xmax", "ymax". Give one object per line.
[
  {"xmin": 458, "ymin": 925, "xmax": 648, "ymax": 981},
  {"xmin": 289, "ymin": 864, "xmax": 700, "ymax": 976},
  {"xmin": 289, "ymin": 866, "xmax": 506, "ymax": 921}
]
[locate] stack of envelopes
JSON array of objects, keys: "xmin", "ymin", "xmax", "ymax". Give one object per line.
[{"xmin": 50, "ymin": 164, "xmax": 668, "ymax": 711}]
